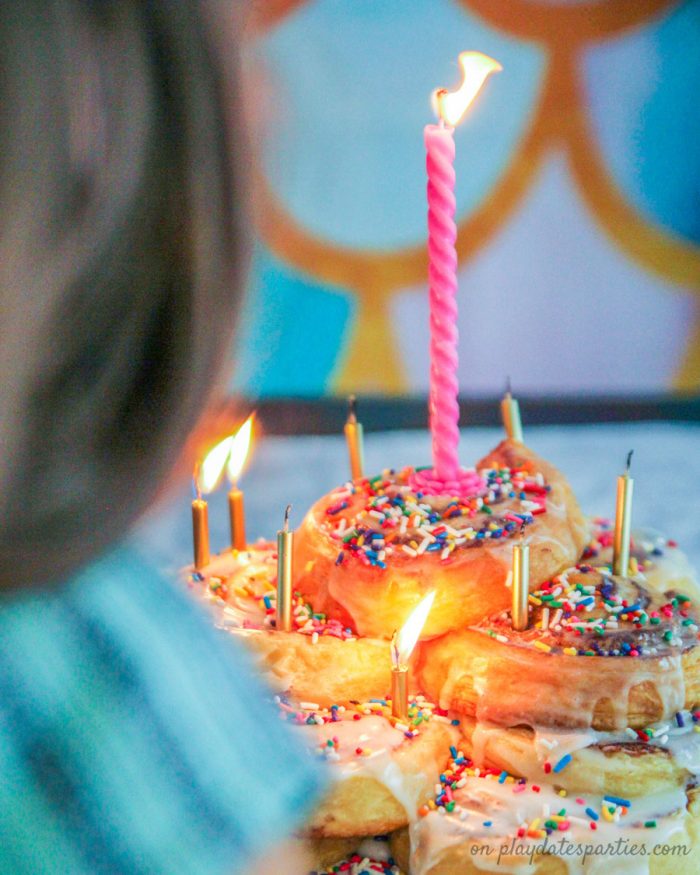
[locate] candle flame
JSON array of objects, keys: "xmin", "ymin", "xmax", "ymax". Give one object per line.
[
  {"xmin": 393, "ymin": 591, "xmax": 436, "ymax": 667},
  {"xmin": 197, "ymin": 434, "xmax": 233, "ymax": 495},
  {"xmin": 434, "ymin": 51, "xmax": 502, "ymax": 127},
  {"xmin": 227, "ymin": 413, "xmax": 255, "ymax": 484}
]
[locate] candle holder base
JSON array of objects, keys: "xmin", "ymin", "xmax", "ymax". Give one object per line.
[{"xmin": 408, "ymin": 467, "xmax": 486, "ymax": 500}]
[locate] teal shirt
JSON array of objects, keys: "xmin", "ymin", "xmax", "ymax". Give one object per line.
[{"xmin": 0, "ymin": 543, "xmax": 326, "ymax": 874}]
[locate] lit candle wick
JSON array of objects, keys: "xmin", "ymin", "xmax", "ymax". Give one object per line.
[
  {"xmin": 391, "ymin": 630, "xmax": 400, "ymax": 669},
  {"xmin": 390, "ymin": 591, "xmax": 435, "ymax": 719}
]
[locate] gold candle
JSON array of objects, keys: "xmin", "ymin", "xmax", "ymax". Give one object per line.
[
  {"xmin": 192, "ymin": 497, "xmax": 210, "ymax": 570},
  {"xmin": 276, "ymin": 505, "xmax": 293, "ymax": 632},
  {"xmin": 390, "ymin": 591, "xmax": 435, "ymax": 720},
  {"xmin": 228, "ymin": 487, "xmax": 246, "ymax": 552},
  {"xmin": 613, "ymin": 450, "xmax": 634, "ymax": 577},
  {"xmin": 226, "ymin": 414, "xmax": 255, "ymax": 552},
  {"xmin": 511, "ymin": 537, "xmax": 530, "ymax": 630},
  {"xmin": 344, "ymin": 395, "xmax": 365, "ymax": 481},
  {"xmin": 500, "ymin": 379, "xmax": 523, "ymax": 443},
  {"xmin": 390, "ymin": 654, "xmax": 409, "ymax": 721},
  {"xmin": 190, "ymin": 438, "xmax": 232, "ymax": 571}
]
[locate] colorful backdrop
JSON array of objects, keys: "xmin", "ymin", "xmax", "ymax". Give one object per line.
[{"xmin": 230, "ymin": 0, "xmax": 700, "ymax": 398}]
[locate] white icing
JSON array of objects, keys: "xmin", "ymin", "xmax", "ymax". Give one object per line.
[
  {"xmin": 355, "ymin": 837, "xmax": 393, "ymax": 862},
  {"xmin": 187, "ymin": 545, "xmax": 277, "ymax": 629},
  {"xmin": 469, "ymin": 722, "xmax": 599, "ymax": 779},
  {"xmin": 532, "ymin": 726, "xmax": 600, "ymax": 764},
  {"xmin": 295, "ymin": 714, "xmax": 439, "ymax": 820},
  {"xmin": 659, "ymin": 728, "xmax": 700, "ymax": 775},
  {"xmin": 297, "ymin": 713, "xmax": 406, "ymax": 769},
  {"xmin": 468, "ymin": 712, "xmax": 700, "ymax": 783},
  {"xmin": 411, "ymin": 778, "xmax": 689, "ymax": 875},
  {"xmin": 594, "ymin": 527, "xmax": 700, "ymax": 601}
]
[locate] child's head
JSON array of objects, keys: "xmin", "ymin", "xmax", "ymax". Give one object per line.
[{"xmin": 0, "ymin": 0, "xmax": 247, "ymax": 586}]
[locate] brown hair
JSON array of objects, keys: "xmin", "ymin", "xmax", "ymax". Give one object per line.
[{"xmin": 0, "ymin": 1, "xmax": 246, "ymax": 587}]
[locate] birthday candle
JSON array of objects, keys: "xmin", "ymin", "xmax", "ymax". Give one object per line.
[
  {"xmin": 344, "ymin": 395, "xmax": 365, "ymax": 481},
  {"xmin": 192, "ymin": 434, "xmax": 233, "ymax": 569},
  {"xmin": 391, "ymin": 591, "xmax": 435, "ymax": 719},
  {"xmin": 613, "ymin": 451, "xmax": 634, "ymax": 577},
  {"xmin": 227, "ymin": 414, "xmax": 254, "ymax": 552},
  {"xmin": 276, "ymin": 505, "xmax": 293, "ymax": 632},
  {"xmin": 425, "ymin": 52, "xmax": 501, "ymax": 482},
  {"xmin": 191, "ymin": 494, "xmax": 210, "ymax": 571},
  {"xmin": 501, "ymin": 379, "xmax": 524, "ymax": 442},
  {"xmin": 511, "ymin": 537, "xmax": 530, "ymax": 631},
  {"xmin": 425, "ymin": 121, "xmax": 460, "ymax": 480}
]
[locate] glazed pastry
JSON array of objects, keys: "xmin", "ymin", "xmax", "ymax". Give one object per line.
[
  {"xmin": 418, "ymin": 568, "xmax": 700, "ymax": 730},
  {"xmin": 458, "ymin": 711, "xmax": 700, "ymax": 797},
  {"xmin": 391, "ymin": 751, "xmax": 700, "ymax": 874},
  {"xmin": 180, "ymin": 441, "xmax": 700, "ymax": 875},
  {"xmin": 411, "ymin": 558, "xmax": 700, "ymax": 872},
  {"xmin": 281, "ymin": 698, "xmax": 459, "ymax": 838},
  {"xmin": 585, "ymin": 521, "xmax": 700, "ymax": 601},
  {"xmin": 294, "ymin": 440, "xmax": 588, "ymax": 640},
  {"xmin": 189, "ymin": 544, "xmax": 391, "ymax": 705}
]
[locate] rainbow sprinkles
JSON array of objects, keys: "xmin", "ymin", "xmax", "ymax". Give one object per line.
[{"xmin": 324, "ymin": 463, "xmax": 549, "ymax": 570}]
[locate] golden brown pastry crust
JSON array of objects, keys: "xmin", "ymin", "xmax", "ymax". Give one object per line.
[
  {"xmin": 237, "ymin": 627, "xmax": 392, "ymax": 707},
  {"xmin": 418, "ymin": 628, "xmax": 700, "ymax": 731},
  {"xmin": 294, "ymin": 440, "xmax": 588, "ymax": 640},
  {"xmin": 305, "ymin": 775, "xmax": 413, "ymax": 839}
]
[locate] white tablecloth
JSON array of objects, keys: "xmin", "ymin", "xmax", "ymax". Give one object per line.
[{"xmin": 140, "ymin": 422, "xmax": 700, "ymax": 571}]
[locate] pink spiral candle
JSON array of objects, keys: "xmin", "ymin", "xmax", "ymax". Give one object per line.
[
  {"xmin": 420, "ymin": 52, "xmax": 501, "ymax": 493},
  {"xmin": 425, "ymin": 122, "xmax": 460, "ymax": 482}
]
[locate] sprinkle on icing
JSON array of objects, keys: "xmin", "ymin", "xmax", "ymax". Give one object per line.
[
  {"xmin": 310, "ymin": 852, "xmax": 402, "ymax": 875},
  {"xmin": 421, "ymin": 749, "xmax": 670, "ymax": 836},
  {"xmin": 275, "ymin": 694, "xmax": 457, "ymax": 748},
  {"xmin": 191, "ymin": 544, "xmax": 359, "ymax": 639},
  {"xmin": 322, "ymin": 464, "xmax": 549, "ymax": 570},
  {"xmin": 477, "ymin": 553, "xmax": 699, "ymax": 658}
]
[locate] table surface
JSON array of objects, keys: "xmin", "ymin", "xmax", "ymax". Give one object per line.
[{"xmin": 140, "ymin": 422, "xmax": 700, "ymax": 573}]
